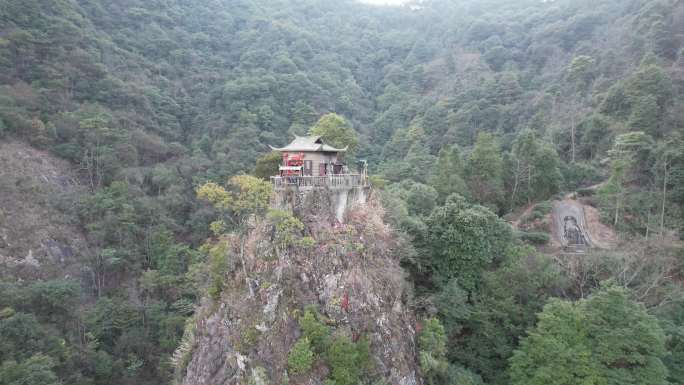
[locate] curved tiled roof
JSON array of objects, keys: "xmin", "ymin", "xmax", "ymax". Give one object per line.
[{"xmin": 269, "ymin": 135, "xmax": 347, "ymax": 152}]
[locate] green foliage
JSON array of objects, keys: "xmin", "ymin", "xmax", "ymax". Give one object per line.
[
  {"xmin": 240, "ymin": 326, "xmax": 260, "ymax": 352},
  {"xmin": 227, "ymin": 175, "xmax": 273, "ymax": 218},
  {"xmin": 149, "ymin": 227, "xmax": 194, "ymax": 275},
  {"xmin": 424, "ymin": 194, "xmax": 512, "ymax": 291},
  {"xmin": 465, "ymin": 133, "xmax": 505, "ymax": 211},
  {"xmin": 598, "ymin": 131, "xmax": 655, "ymax": 230},
  {"xmin": 0, "ymin": 312, "xmax": 63, "ymax": 362},
  {"xmin": 561, "ymin": 162, "xmax": 603, "ymax": 191},
  {"xmin": 629, "ymin": 95, "xmax": 660, "ymax": 134},
  {"xmin": 196, "ymin": 175, "xmax": 272, "ymax": 218},
  {"xmin": 325, "ymin": 335, "xmax": 370, "ymax": 385},
  {"xmin": 196, "ymin": 182, "xmax": 232, "ymax": 210},
  {"xmin": 429, "ymin": 145, "xmax": 468, "ymax": 202},
  {"xmin": 1, "ymin": 0, "xmax": 683, "ymax": 384},
  {"xmin": 207, "ymin": 262, "xmax": 226, "ymax": 300},
  {"xmin": 298, "ymin": 308, "xmax": 329, "ymax": 353},
  {"xmin": 447, "ymin": 248, "xmax": 566, "ymax": 384},
  {"xmin": 197, "ymin": 175, "xmax": 272, "ymax": 229},
  {"xmin": 368, "ymin": 175, "xmax": 388, "ymax": 190},
  {"xmin": 517, "ymin": 231, "xmax": 550, "ymax": 245},
  {"xmin": 267, "ymin": 209, "xmax": 305, "ymax": 249},
  {"xmin": 567, "ymin": 55, "xmax": 596, "ymax": 91},
  {"xmin": 309, "ymin": 113, "xmax": 359, "ymax": 154},
  {"xmin": 577, "ymin": 187, "xmax": 596, "ymax": 197},
  {"xmin": 254, "ymin": 151, "xmax": 281, "ymax": 180},
  {"xmin": 507, "ymin": 130, "xmax": 562, "ymax": 208},
  {"xmin": 294, "ymin": 309, "xmax": 371, "ymax": 384},
  {"xmin": 288, "ymin": 337, "xmax": 314, "ymax": 375},
  {"xmin": 248, "ymin": 366, "xmax": 269, "ymax": 385},
  {"xmin": 406, "ymin": 183, "xmax": 438, "ymax": 217},
  {"xmin": 509, "ymin": 299, "xmax": 600, "ymax": 385},
  {"xmin": 418, "ymin": 318, "xmax": 449, "ymax": 385},
  {"xmin": 0, "ymin": 307, "xmax": 14, "ymax": 319},
  {"xmin": 657, "ymin": 304, "xmax": 684, "ymax": 384},
  {"xmin": 509, "ymin": 286, "xmax": 668, "ymax": 385},
  {"xmin": 201, "ymin": 239, "xmax": 230, "ymax": 301},
  {"xmin": 584, "ymin": 286, "xmax": 668, "ymax": 384},
  {"xmin": 0, "ymin": 354, "xmax": 59, "ymax": 385}
]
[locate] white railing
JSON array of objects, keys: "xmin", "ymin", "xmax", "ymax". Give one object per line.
[{"xmin": 271, "ymin": 174, "xmax": 365, "ymax": 189}]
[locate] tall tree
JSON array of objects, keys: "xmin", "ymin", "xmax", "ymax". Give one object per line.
[
  {"xmin": 509, "ymin": 286, "xmax": 668, "ymax": 385},
  {"xmin": 599, "ymin": 132, "xmax": 654, "ymax": 228},
  {"xmin": 253, "ymin": 151, "xmax": 282, "ymax": 180},
  {"xmin": 509, "ymin": 130, "xmax": 540, "ymax": 207},
  {"xmin": 509, "ymin": 299, "xmax": 600, "ymax": 385},
  {"xmin": 509, "ymin": 130, "xmax": 562, "ymax": 207},
  {"xmin": 465, "ymin": 133, "xmax": 504, "ymax": 212},
  {"xmin": 423, "ymin": 194, "xmax": 512, "ymax": 291},
  {"xmin": 654, "ymin": 134, "xmax": 684, "ymax": 235},
  {"xmin": 309, "ymin": 113, "xmax": 359, "ymax": 154},
  {"xmin": 196, "ymin": 175, "xmax": 272, "ymax": 297},
  {"xmin": 429, "ymin": 145, "xmax": 468, "ymax": 202},
  {"xmin": 566, "ymin": 55, "xmax": 596, "ymax": 163}
]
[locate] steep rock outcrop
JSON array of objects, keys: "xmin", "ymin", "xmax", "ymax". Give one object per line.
[{"xmin": 176, "ymin": 197, "xmax": 420, "ymax": 385}]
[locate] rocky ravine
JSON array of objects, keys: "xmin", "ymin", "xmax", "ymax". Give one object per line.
[{"xmin": 175, "ymin": 194, "xmax": 421, "ymax": 385}]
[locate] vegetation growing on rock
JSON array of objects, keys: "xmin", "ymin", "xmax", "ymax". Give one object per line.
[{"xmin": 0, "ymin": 0, "xmax": 682, "ymax": 384}]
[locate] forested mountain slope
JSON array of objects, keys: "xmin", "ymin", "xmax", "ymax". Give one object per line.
[
  {"xmin": 0, "ymin": 0, "xmax": 683, "ymax": 384},
  {"xmin": 0, "ymin": 139, "xmax": 87, "ymax": 278}
]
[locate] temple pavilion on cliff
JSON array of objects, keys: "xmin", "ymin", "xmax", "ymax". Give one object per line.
[{"xmin": 268, "ymin": 136, "xmax": 367, "ymax": 190}]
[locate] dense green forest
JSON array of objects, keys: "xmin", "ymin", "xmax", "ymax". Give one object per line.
[{"xmin": 0, "ymin": 0, "xmax": 683, "ymax": 384}]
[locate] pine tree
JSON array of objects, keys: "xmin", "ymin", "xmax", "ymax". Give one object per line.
[
  {"xmin": 465, "ymin": 133, "xmax": 504, "ymax": 212},
  {"xmin": 429, "ymin": 145, "xmax": 468, "ymax": 202}
]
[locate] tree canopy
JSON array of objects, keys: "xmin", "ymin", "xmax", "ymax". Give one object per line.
[{"xmin": 509, "ymin": 286, "xmax": 668, "ymax": 385}]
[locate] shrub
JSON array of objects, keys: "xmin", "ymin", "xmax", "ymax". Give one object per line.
[
  {"xmin": 201, "ymin": 239, "xmax": 230, "ymax": 300},
  {"xmin": 325, "ymin": 335, "xmax": 363, "ymax": 385},
  {"xmin": 240, "ymin": 326, "xmax": 259, "ymax": 351},
  {"xmin": 247, "ymin": 366, "xmax": 268, "ymax": 385},
  {"xmin": 534, "ymin": 201, "xmax": 553, "ymax": 215},
  {"xmin": 368, "ymin": 175, "xmax": 387, "ymax": 189},
  {"xmin": 522, "ymin": 202, "xmax": 553, "ymax": 226},
  {"xmin": 268, "ymin": 209, "xmax": 304, "ymax": 248},
  {"xmin": 0, "ymin": 307, "xmax": 15, "ymax": 319},
  {"xmin": 561, "ymin": 162, "xmax": 602, "ymax": 191},
  {"xmin": 299, "ymin": 308, "xmax": 329, "ymax": 353},
  {"xmin": 517, "ymin": 231, "xmax": 550, "ymax": 245},
  {"xmin": 418, "ymin": 318, "xmax": 449, "ymax": 385},
  {"xmin": 521, "ymin": 210, "xmax": 544, "ymax": 224},
  {"xmin": 288, "ymin": 337, "xmax": 314, "ymax": 375}
]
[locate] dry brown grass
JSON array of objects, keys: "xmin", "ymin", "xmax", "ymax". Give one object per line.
[{"xmin": 0, "ymin": 139, "xmax": 88, "ymax": 279}]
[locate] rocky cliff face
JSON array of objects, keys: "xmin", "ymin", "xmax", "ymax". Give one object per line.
[{"xmin": 175, "ymin": 195, "xmax": 421, "ymax": 385}]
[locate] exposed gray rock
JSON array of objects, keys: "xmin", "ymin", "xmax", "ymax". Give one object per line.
[{"xmin": 177, "ymin": 198, "xmax": 421, "ymax": 385}]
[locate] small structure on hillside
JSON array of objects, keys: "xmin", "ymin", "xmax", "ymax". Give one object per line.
[
  {"xmin": 553, "ymin": 201, "xmax": 593, "ymax": 253},
  {"xmin": 269, "ymin": 136, "xmax": 369, "ymax": 221},
  {"xmin": 563, "ymin": 216, "xmax": 587, "ymax": 250},
  {"xmin": 270, "ymin": 136, "xmax": 348, "ymax": 177}
]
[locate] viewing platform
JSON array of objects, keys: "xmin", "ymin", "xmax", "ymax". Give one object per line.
[
  {"xmin": 270, "ymin": 174, "xmax": 366, "ymax": 191},
  {"xmin": 268, "ymin": 136, "xmax": 369, "ymax": 221}
]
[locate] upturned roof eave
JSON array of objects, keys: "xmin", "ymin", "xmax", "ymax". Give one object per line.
[
  {"xmin": 269, "ymin": 146, "xmax": 348, "ymax": 153},
  {"xmin": 268, "ymin": 137, "xmax": 348, "ymax": 152}
]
